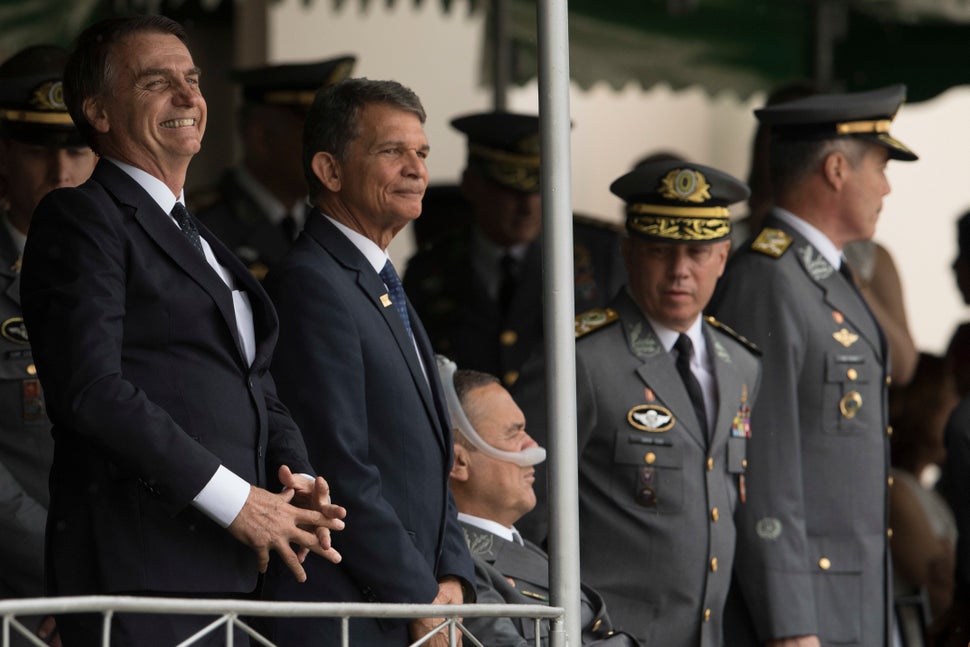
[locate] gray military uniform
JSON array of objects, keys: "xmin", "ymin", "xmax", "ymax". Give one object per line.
[
  {"xmin": 460, "ymin": 521, "xmax": 639, "ymax": 647},
  {"xmin": 520, "ymin": 289, "xmax": 760, "ymax": 646},
  {"xmin": 709, "ymin": 212, "xmax": 892, "ymax": 646}
]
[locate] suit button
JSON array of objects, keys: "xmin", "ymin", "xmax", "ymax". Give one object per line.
[
  {"xmin": 818, "ymin": 557, "xmax": 831, "ymax": 570},
  {"xmin": 710, "ymin": 507, "xmax": 719, "ymax": 522},
  {"xmin": 703, "ymin": 608, "xmax": 711, "ymax": 622},
  {"xmin": 499, "ymin": 330, "xmax": 518, "ymax": 346},
  {"xmin": 706, "ymin": 457, "xmax": 714, "ymax": 471},
  {"xmin": 503, "ymin": 370, "xmax": 519, "ymax": 387},
  {"xmin": 710, "ymin": 557, "xmax": 718, "ymax": 572},
  {"xmin": 644, "ymin": 452, "xmax": 656, "ymax": 465}
]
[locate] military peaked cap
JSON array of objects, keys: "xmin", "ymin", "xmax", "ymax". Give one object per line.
[
  {"xmin": 755, "ymin": 84, "xmax": 917, "ymax": 161},
  {"xmin": 231, "ymin": 55, "xmax": 356, "ymax": 109},
  {"xmin": 611, "ymin": 160, "xmax": 749, "ymax": 244},
  {"xmin": 0, "ymin": 44, "xmax": 84, "ymax": 147},
  {"xmin": 451, "ymin": 111, "xmax": 542, "ymax": 193}
]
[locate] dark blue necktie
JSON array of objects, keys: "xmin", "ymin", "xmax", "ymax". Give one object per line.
[
  {"xmin": 171, "ymin": 202, "xmax": 204, "ymax": 257},
  {"xmin": 675, "ymin": 333, "xmax": 708, "ymax": 436},
  {"xmin": 380, "ymin": 260, "xmax": 413, "ymax": 340}
]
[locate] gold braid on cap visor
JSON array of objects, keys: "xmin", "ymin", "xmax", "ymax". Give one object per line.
[
  {"xmin": 470, "ymin": 144, "xmax": 542, "ymax": 193},
  {"xmin": 627, "ymin": 203, "xmax": 731, "ymax": 242},
  {"xmin": 0, "ymin": 108, "xmax": 74, "ymax": 125}
]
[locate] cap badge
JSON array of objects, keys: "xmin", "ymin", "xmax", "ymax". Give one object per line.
[
  {"xmin": 628, "ymin": 404, "xmax": 674, "ymax": 432},
  {"xmin": 31, "ymin": 80, "xmax": 66, "ymax": 111},
  {"xmin": 517, "ymin": 132, "xmax": 541, "ymax": 155},
  {"xmin": 659, "ymin": 168, "xmax": 711, "ymax": 204}
]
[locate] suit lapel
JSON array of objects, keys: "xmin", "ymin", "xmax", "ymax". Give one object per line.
[
  {"xmin": 306, "ymin": 213, "xmax": 447, "ymax": 452},
  {"xmin": 614, "ymin": 292, "xmax": 708, "ymax": 450},
  {"xmin": 95, "ymin": 161, "xmax": 252, "ymax": 368}
]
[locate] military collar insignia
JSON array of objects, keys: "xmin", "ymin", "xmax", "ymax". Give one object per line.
[
  {"xmin": 1, "ymin": 317, "xmax": 29, "ymax": 344},
  {"xmin": 713, "ymin": 339, "xmax": 731, "ymax": 364},
  {"xmin": 626, "ymin": 321, "xmax": 661, "ymax": 358},
  {"xmin": 751, "ymin": 228, "xmax": 792, "ymax": 258},
  {"xmin": 575, "ymin": 307, "xmax": 618, "ymax": 338},
  {"xmin": 833, "ymin": 328, "xmax": 859, "ymax": 348},
  {"xmin": 628, "ymin": 404, "xmax": 674, "ymax": 432},
  {"xmin": 798, "ymin": 245, "xmax": 835, "ymax": 281},
  {"xmin": 11, "ymin": 255, "xmax": 22, "ymax": 274},
  {"xmin": 462, "ymin": 526, "xmax": 496, "ymax": 558}
]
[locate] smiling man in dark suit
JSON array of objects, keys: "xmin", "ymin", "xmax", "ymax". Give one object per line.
[
  {"xmin": 19, "ymin": 15, "xmax": 345, "ymax": 646},
  {"xmin": 263, "ymin": 78, "xmax": 474, "ymax": 646}
]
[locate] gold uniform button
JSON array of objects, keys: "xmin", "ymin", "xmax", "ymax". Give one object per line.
[
  {"xmin": 591, "ymin": 619, "xmax": 602, "ymax": 632},
  {"xmin": 888, "ymin": 475, "xmax": 894, "ymax": 487},
  {"xmin": 887, "ymin": 528, "xmax": 894, "ymax": 538},
  {"xmin": 818, "ymin": 557, "xmax": 831, "ymax": 570},
  {"xmin": 26, "ymin": 364, "xmax": 37, "ymax": 376},
  {"xmin": 703, "ymin": 608, "xmax": 711, "ymax": 622},
  {"xmin": 887, "ymin": 425, "xmax": 893, "ymax": 437},
  {"xmin": 886, "ymin": 375, "xmax": 892, "ymax": 386},
  {"xmin": 499, "ymin": 330, "xmax": 518, "ymax": 346},
  {"xmin": 742, "ymin": 459, "xmax": 748, "ymax": 469},
  {"xmin": 706, "ymin": 457, "xmax": 714, "ymax": 471},
  {"xmin": 644, "ymin": 452, "xmax": 657, "ymax": 465},
  {"xmin": 711, "ymin": 507, "xmax": 719, "ymax": 522},
  {"xmin": 503, "ymin": 370, "xmax": 520, "ymax": 387},
  {"xmin": 847, "ymin": 368, "xmax": 858, "ymax": 381},
  {"xmin": 710, "ymin": 557, "xmax": 718, "ymax": 572}
]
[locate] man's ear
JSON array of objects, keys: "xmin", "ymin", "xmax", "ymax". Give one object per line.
[
  {"xmin": 450, "ymin": 442, "xmax": 471, "ymax": 482},
  {"xmin": 823, "ymin": 150, "xmax": 848, "ymax": 190},
  {"xmin": 82, "ymin": 96, "xmax": 109, "ymax": 135},
  {"xmin": 312, "ymin": 151, "xmax": 342, "ymax": 192}
]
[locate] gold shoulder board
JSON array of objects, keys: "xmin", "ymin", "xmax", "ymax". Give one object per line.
[
  {"xmin": 704, "ymin": 315, "xmax": 762, "ymax": 356},
  {"xmin": 575, "ymin": 308, "xmax": 619, "ymax": 339},
  {"xmin": 751, "ymin": 228, "xmax": 792, "ymax": 258}
]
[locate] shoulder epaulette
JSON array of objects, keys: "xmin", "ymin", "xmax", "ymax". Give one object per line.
[
  {"xmin": 704, "ymin": 315, "xmax": 762, "ymax": 356},
  {"xmin": 750, "ymin": 227, "xmax": 792, "ymax": 259},
  {"xmin": 575, "ymin": 308, "xmax": 619, "ymax": 338}
]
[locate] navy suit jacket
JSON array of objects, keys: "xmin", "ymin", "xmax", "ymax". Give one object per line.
[
  {"xmin": 20, "ymin": 159, "xmax": 312, "ymax": 596},
  {"xmin": 263, "ymin": 210, "xmax": 474, "ymax": 645}
]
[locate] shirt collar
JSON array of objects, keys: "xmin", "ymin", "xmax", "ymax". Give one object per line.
[
  {"xmin": 106, "ymin": 157, "xmax": 184, "ymax": 214},
  {"xmin": 774, "ymin": 207, "xmax": 843, "ymax": 269},
  {"xmin": 644, "ymin": 311, "xmax": 707, "ymax": 367},
  {"xmin": 324, "ymin": 214, "xmax": 389, "ymax": 274},
  {"xmin": 457, "ymin": 512, "xmax": 518, "ymax": 543}
]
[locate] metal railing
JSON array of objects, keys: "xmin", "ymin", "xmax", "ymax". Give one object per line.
[{"xmin": 0, "ymin": 597, "xmax": 564, "ymax": 647}]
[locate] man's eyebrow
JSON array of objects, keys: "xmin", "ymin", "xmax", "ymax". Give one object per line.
[{"xmin": 136, "ymin": 66, "xmax": 202, "ymax": 79}]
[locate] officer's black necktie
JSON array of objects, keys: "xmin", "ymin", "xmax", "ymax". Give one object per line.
[
  {"xmin": 171, "ymin": 202, "xmax": 204, "ymax": 257},
  {"xmin": 280, "ymin": 214, "xmax": 298, "ymax": 242},
  {"xmin": 675, "ymin": 334, "xmax": 708, "ymax": 436},
  {"xmin": 498, "ymin": 252, "xmax": 519, "ymax": 314},
  {"xmin": 380, "ymin": 259, "xmax": 413, "ymax": 340}
]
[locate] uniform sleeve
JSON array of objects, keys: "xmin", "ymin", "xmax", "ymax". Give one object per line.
[
  {"xmin": 0, "ymin": 459, "xmax": 45, "ymax": 597},
  {"xmin": 709, "ymin": 260, "xmax": 819, "ymax": 640}
]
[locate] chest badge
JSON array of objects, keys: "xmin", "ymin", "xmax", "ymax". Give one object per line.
[
  {"xmin": 832, "ymin": 328, "xmax": 859, "ymax": 348},
  {"xmin": 628, "ymin": 404, "xmax": 674, "ymax": 432},
  {"xmin": 1, "ymin": 317, "xmax": 29, "ymax": 344},
  {"xmin": 840, "ymin": 391, "xmax": 863, "ymax": 419}
]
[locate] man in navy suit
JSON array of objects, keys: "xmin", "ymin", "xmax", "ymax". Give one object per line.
[
  {"xmin": 20, "ymin": 16, "xmax": 345, "ymax": 646},
  {"xmin": 263, "ymin": 78, "xmax": 475, "ymax": 646}
]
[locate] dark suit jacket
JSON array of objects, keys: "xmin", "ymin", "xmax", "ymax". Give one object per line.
[
  {"xmin": 20, "ymin": 159, "xmax": 312, "ymax": 597},
  {"xmin": 263, "ymin": 210, "xmax": 474, "ymax": 645}
]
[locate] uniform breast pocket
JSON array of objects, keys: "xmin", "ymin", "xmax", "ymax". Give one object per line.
[
  {"xmin": 821, "ymin": 352, "xmax": 870, "ymax": 435},
  {"xmin": 611, "ymin": 430, "xmax": 683, "ymax": 513}
]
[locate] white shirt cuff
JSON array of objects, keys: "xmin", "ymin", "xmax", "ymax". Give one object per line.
[{"xmin": 191, "ymin": 465, "xmax": 251, "ymax": 528}]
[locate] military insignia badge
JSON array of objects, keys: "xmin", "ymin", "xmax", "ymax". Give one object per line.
[
  {"xmin": 31, "ymin": 80, "xmax": 66, "ymax": 111},
  {"xmin": 628, "ymin": 404, "xmax": 674, "ymax": 432},
  {"xmin": 833, "ymin": 328, "xmax": 859, "ymax": 348},
  {"xmin": 11, "ymin": 256, "xmax": 22, "ymax": 274},
  {"xmin": 799, "ymin": 245, "xmax": 835, "ymax": 281},
  {"xmin": 658, "ymin": 168, "xmax": 712, "ymax": 203},
  {"xmin": 1, "ymin": 317, "xmax": 29, "ymax": 344},
  {"xmin": 756, "ymin": 517, "xmax": 783, "ymax": 540},
  {"xmin": 750, "ymin": 228, "xmax": 792, "ymax": 258},
  {"xmin": 575, "ymin": 308, "xmax": 618, "ymax": 338},
  {"xmin": 840, "ymin": 391, "xmax": 863, "ymax": 419}
]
